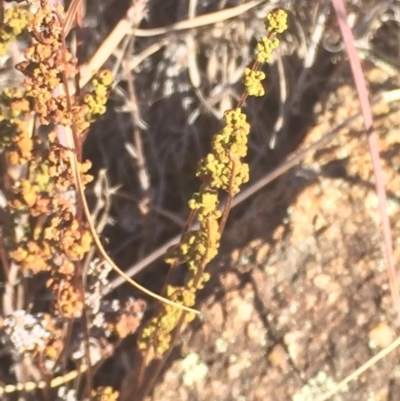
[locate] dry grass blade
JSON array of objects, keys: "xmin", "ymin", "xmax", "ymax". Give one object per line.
[
  {"xmin": 331, "ymin": 0, "xmax": 400, "ymax": 317},
  {"xmin": 131, "ymin": 0, "xmax": 266, "ymax": 37},
  {"xmin": 63, "ymin": 0, "xmax": 82, "ymax": 37},
  {"xmin": 317, "ymin": 335, "xmax": 400, "ymax": 401},
  {"xmin": 79, "ymin": 0, "xmax": 265, "ymax": 88}
]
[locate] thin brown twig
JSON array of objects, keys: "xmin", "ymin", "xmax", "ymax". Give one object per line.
[
  {"xmin": 56, "ymin": 8, "xmax": 93, "ymax": 396},
  {"xmin": 123, "ymin": 59, "xmax": 150, "ymax": 193},
  {"xmin": 0, "ymin": 233, "xmax": 10, "ymax": 281},
  {"xmin": 63, "ymin": 0, "xmax": 82, "ymax": 38}
]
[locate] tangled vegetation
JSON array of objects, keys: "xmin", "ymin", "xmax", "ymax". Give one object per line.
[{"xmin": 0, "ymin": 0, "xmax": 287, "ymax": 399}]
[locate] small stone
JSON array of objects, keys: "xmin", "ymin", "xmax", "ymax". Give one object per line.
[
  {"xmin": 255, "ymin": 243, "xmax": 270, "ymax": 264},
  {"xmin": 227, "ymin": 352, "xmax": 251, "ymax": 380},
  {"xmin": 231, "ymin": 249, "xmax": 240, "ymax": 263},
  {"xmin": 284, "ymin": 331, "xmax": 303, "ymax": 362},
  {"xmin": 368, "ymin": 321, "xmax": 394, "ymax": 349},
  {"xmin": 268, "ymin": 345, "xmax": 288, "ymax": 371},
  {"xmin": 245, "ymin": 321, "xmax": 267, "ymax": 345},
  {"xmin": 313, "ymin": 213, "xmax": 327, "ymax": 232},
  {"xmin": 313, "ymin": 274, "xmax": 331, "ymax": 290}
]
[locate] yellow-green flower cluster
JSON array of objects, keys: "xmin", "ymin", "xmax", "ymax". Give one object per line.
[
  {"xmin": 1, "ymin": 0, "xmax": 113, "ymax": 319},
  {"xmin": 74, "ymin": 70, "xmax": 113, "ymax": 134},
  {"xmin": 138, "ymin": 286, "xmax": 196, "ymax": 356},
  {"xmin": 255, "ymin": 9, "xmax": 288, "ymax": 66},
  {"xmin": 0, "ymin": 88, "xmax": 31, "ymax": 160},
  {"xmin": 91, "ymin": 386, "xmax": 119, "ymax": 401},
  {"xmin": 0, "ymin": 6, "xmax": 32, "ymax": 56},
  {"xmin": 165, "ymin": 189, "xmax": 221, "ymax": 286},
  {"xmin": 168, "ymin": 109, "xmax": 251, "ymax": 284},
  {"xmin": 244, "ymin": 68, "xmax": 266, "ymax": 97},
  {"xmin": 198, "ymin": 108, "xmax": 250, "ymax": 194},
  {"xmin": 266, "ymin": 8, "xmax": 288, "ymax": 34},
  {"xmin": 138, "ymin": 8, "xmax": 288, "ymax": 361},
  {"xmin": 188, "ymin": 189, "xmax": 219, "ymax": 220},
  {"xmin": 142, "ymin": 109, "xmax": 251, "ymax": 354},
  {"xmin": 16, "ymin": 1, "xmax": 75, "ymax": 126},
  {"xmin": 256, "ymin": 36, "xmax": 280, "ymax": 63},
  {"xmin": 83, "ymin": 70, "xmax": 113, "ymax": 123}
]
